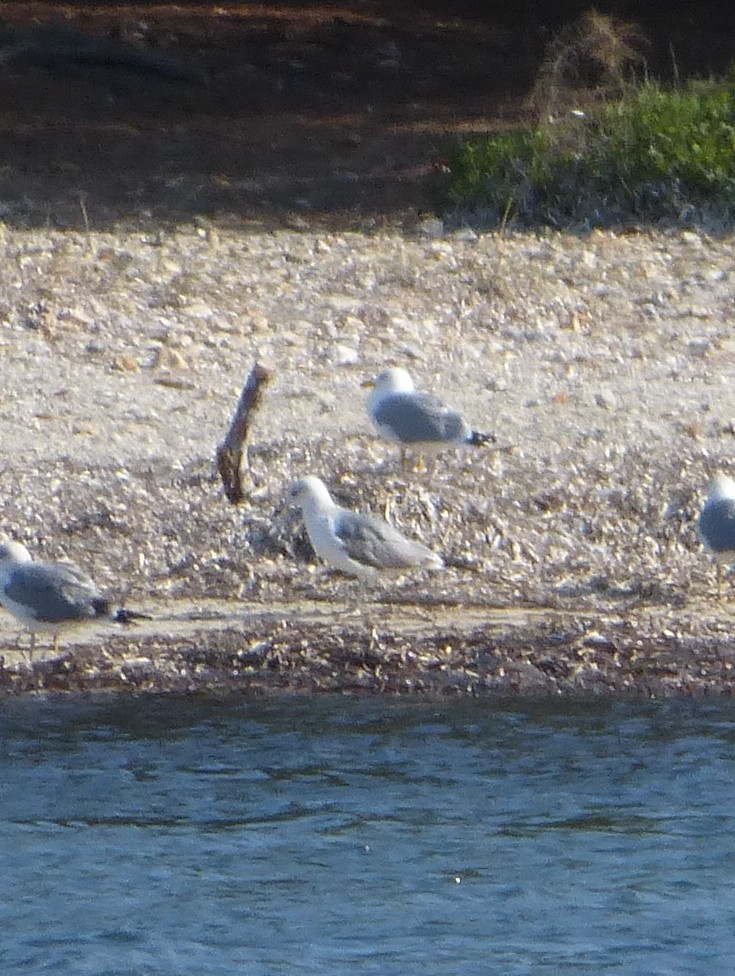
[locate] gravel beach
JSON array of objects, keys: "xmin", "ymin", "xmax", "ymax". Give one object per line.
[{"xmin": 2, "ymin": 223, "xmax": 735, "ymax": 696}]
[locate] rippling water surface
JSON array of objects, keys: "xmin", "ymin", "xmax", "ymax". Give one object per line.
[{"xmin": 2, "ymin": 693, "xmax": 735, "ymax": 975}]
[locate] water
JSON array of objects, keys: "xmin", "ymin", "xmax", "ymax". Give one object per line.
[{"xmin": 1, "ymin": 694, "xmax": 735, "ymax": 976}]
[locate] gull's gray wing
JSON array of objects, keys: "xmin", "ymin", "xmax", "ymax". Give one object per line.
[
  {"xmin": 2, "ymin": 562, "xmax": 109, "ymax": 623},
  {"xmin": 372, "ymin": 392, "xmax": 469, "ymax": 444},
  {"xmin": 699, "ymin": 498, "xmax": 735, "ymax": 553},
  {"xmin": 334, "ymin": 510, "xmax": 439, "ymax": 570}
]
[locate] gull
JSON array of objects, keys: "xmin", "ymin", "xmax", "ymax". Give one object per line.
[
  {"xmin": 286, "ymin": 476, "xmax": 443, "ymax": 579},
  {"xmin": 698, "ymin": 474, "xmax": 735, "ymax": 599},
  {"xmin": 366, "ymin": 366, "xmax": 495, "ymax": 472},
  {"xmin": 0, "ymin": 540, "xmax": 149, "ymax": 658}
]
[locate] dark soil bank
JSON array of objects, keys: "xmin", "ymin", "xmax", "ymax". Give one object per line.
[{"xmin": 0, "ymin": 1, "xmax": 733, "ymax": 229}]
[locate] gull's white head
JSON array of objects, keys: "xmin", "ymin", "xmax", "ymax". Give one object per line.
[
  {"xmin": 707, "ymin": 474, "xmax": 735, "ymax": 503},
  {"xmin": 372, "ymin": 367, "xmax": 416, "ymax": 397},
  {"xmin": 0, "ymin": 540, "xmax": 33, "ymax": 568},
  {"xmin": 287, "ymin": 476, "xmax": 335, "ymax": 511}
]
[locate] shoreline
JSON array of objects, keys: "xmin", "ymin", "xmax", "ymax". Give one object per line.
[
  {"xmin": 1, "ymin": 225, "xmax": 735, "ymax": 698},
  {"xmin": 2, "ymin": 596, "xmax": 734, "ymax": 699}
]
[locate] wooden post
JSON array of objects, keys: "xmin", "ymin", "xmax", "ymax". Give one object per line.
[{"xmin": 216, "ymin": 362, "xmax": 272, "ymax": 504}]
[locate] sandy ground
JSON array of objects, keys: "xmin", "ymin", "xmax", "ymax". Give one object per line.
[{"xmin": 1, "ymin": 223, "xmax": 735, "ymax": 696}]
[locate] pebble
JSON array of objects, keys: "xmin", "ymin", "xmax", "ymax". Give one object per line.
[
  {"xmin": 329, "ymin": 343, "xmax": 360, "ymax": 366},
  {"xmin": 153, "ymin": 348, "xmax": 188, "ymax": 370},
  {"xmin": 416, "ymin": 217, "xmax": 445, "ymax": 238},
  {"xmin": 594, "ymin": 391, "xmax": 615, "ymax": 411},
  {"xmin": 450, "ymin": 227, "xmax": 478, "ymax": 243},
  {"xmin": 112, "ymin": 355, "xmax": 139, "ymax": 372},
  {"xmin": 180, "ymin": 301, "xmax": 213, "ymax": 320}
]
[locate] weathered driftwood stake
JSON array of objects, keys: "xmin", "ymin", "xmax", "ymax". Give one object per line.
[{"xmin": 216, "ymin": 362, "xmax": 272, "ymax": 504}]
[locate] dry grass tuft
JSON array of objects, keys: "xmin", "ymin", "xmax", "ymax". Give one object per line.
[{"xmin": 530, "ymin": 9, "xmax": 646, "ymax": 120}]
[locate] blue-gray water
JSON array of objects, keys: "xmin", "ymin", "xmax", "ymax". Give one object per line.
[{"xmin": 2, "ymin": 694, "xmax": 735, "ymax": 976}]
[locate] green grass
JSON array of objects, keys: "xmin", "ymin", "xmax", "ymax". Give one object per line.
[{"xmin": 448, "ymin": 78, "xmax": 735, "ymax": 227}]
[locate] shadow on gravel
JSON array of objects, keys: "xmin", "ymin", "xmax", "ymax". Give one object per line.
[
  {"xmin": 1, "ymin": 1, "xmax": 733, "ymax": 230},
  {"xmin": 0, "ymin": 2, "xmax": 533, "ymax": 230}
]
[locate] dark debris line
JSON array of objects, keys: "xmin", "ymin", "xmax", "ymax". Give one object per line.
[{"xmin": 2, "ymin": 616, "xmax": 735, "ymax": 698}]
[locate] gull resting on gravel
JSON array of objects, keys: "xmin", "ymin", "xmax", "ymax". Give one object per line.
[
  {"xmin": 366, "ymin": 366, "xmax": 495, "ymax": 472},
  {"xmin": 0, "ymin": 539, "xmax": 149, "ymax": 657},
  {"xmin": 286, "ymin": 476, "xmax": 444, "ymax": 579},
  {"xmin": 698, "ymin": 474, "xmax": 735, "ymax": 599}
]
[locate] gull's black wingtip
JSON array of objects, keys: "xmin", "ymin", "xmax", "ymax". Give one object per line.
[
  {"xmin": 468, "ymin": 430, "xmax": 496, "ymax": 447},
  {"xmin": 113, "ymin": 608, "xmax": 153, "ymax": 625}
]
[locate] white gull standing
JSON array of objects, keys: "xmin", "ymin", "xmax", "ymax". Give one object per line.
[
  {"xmin": 0, "ymin": 540, "xmax": 148, "ymax": 657},
  {"xmin": 286, "ymin": 476, "xmax": 443, "ymax": 579},
  {"xmin": 366, "ymin": 367, "xmax": 495, "ymax": 472},
  {"xmin": 698, "ymin": 474, "xmax": 735, "ymax": 599}
]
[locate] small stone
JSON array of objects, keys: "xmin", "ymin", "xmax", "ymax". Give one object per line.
[
  {"xmin": 60, "ymin": 306, "xmax": 93, "ymax": 326},
  {"xmin": 451, "ymin": 227, "xmax": 478, "ymax": 242},
  {"xmin": 400, "ymin": 343, "xmax": 425, "ymax": 361},
  {"xmin": 286, "ymin": 215, "xmax": 310, "ymax": 230},
  {"xmin": 595, "ymin": 391, "xmax": 615, "ymax": 410},
  {"xmin": 169, "ymin": 333, "xmax": 194, "ymax": 349},
  {"xmin": 242, "ymin": 314, "xmax": 270, "ymax": 334},
  {"xmin": 417, "ymin": 217, "xmax": 444, "ymax": 238},
  {"xmin": 112, "ymin": 355, "xmax": 139, "ymax": 372},
  {"xmin": 153, "ymin": 347, "xmax": 187, "ymax": 370},
  {"xmin": 580, "ymin": 250, "xmax": 598, "ymax": 268},
  {"xmin": 180, "ymin": 301, "xmax": 213, "ymax": 320},
  {"xmin": 72, "ymin": 422, "xmax": 99, "ymax": 436},
  {"xmin": 330, "ymin": 343, "xmax": 359, "ymax": 366},
  {"xmin": 154, "ymin": 375, "xmax": 197, "ymax": 390},
  {"xmin": 341, "ymin": 315, "xmax": 365, "ymax": 333},
  {"xmin": 686, "ymin": 337, "xmax": 711, "ymax": 358}
]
